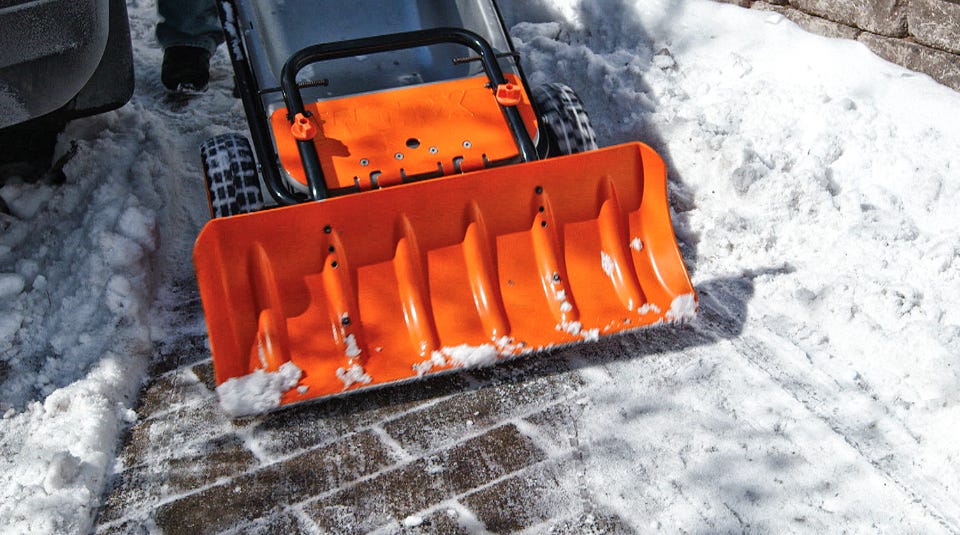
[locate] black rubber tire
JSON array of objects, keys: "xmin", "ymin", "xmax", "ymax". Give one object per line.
[
  {"xmin": 0, "ymin": 111, "xmax": 67, "ymax": 178},
  {"xmin": 532, "ymin": 83, "xmax": 599, "ymax": 157},
  {"xmin": 200, "ymin": 133, "xmax": 263, "ymax": 218}
]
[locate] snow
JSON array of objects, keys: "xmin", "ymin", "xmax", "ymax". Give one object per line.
[
  {"xmin": 599, "ymin": 250, "xmax": 615, "ymax": 278},
  {"xmin": 215, "ymin": 361, "xmax": 303, "ymax": 418},
  {"xmin": 0, "ymin": 272, "xmax": 26, "ymax": 299},
  {"xmin": 402, "ymin": 514, "xmax": 424, "ymax": 528},
  {"xmin": 336, "ymin": 363, "xmax": 373, "ymax": 389},
  {"xmin": 0, "ymin": 0, "xmax": 959, "ymax": 532},
  {"xmin": 343, "ymin": 332, "xmax": 362, "ymax": 358},
  {"xmin": 435, "ymin": 344, "xmax": 500, "ymax": 369},
  {"xmin": 665, "ymin": 293, "xmax": 697, "ymax": 323}
]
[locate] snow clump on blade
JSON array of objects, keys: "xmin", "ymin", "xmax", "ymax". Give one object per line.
[
  {"xmin": 216, "ymin": 362, "xmax": 303, "ymax": 417},
  {"xmin": 336, "ymin": 363, "xmax": 373, "ymax": 389},
  {"xmin": 438, "ymin": 344, "xmax": 500, "ymax": 369},
  {"xmin": 665, "ymin": 293, "xmax": 697, "ymax": 323}
]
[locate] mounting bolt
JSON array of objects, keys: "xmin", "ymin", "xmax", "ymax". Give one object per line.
[
  {"xmin": 462, "ymin": 140, "xmax": 472, "ymax": 149},
  {"xmin": 324, "ymin": 225, "xmax": 332, "ymax": 234},
  {"xmin": 535, "ymin": 186, "xmax": 543, "ymax": 194},
  {"xmin": 429, "ymin": 147, "xmax": 438, "ymax": 154},
  {"xmin": 553, "ymin": 273, "xmax": 561, "ymax": 282},
  {"xmin": 341, "ymin": 316, "xmax": 351, "ymax": 326},
  {"xmin": 360, "ymin": 158, "xmax": 369, "ymax": 166},
  {"xmin": 395, "ymin": 152, "xmax": 404, "ymax": 160}
]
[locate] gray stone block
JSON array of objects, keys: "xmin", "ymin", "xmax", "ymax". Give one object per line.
[
  {"xmin": 97, "ymin": 434, "xmax": 257, "ymax": 524},
  {"xmin": 788, "ymin": 0, "xmax": 908, "ymax": 36},
  {"xmin": 460, "ymin": 462, "xmax": 576, "ymax": 532},
  {"xmin": 304, "ymin": 424, "xmax": 547, "ymax": 533},
  {"xmin": 714, "ymin": 0, "xmax": 756, "ymax": 7},
  {"xmin": 859, "ymin": 31, "xmax": 960, "ymax": 90},
  {"xmin": 909, "ymin": 0, "xmax": 960, "ymax": 55},
  {"xmin": 382, "ymin": 372, "xmax": 581, "ymax": 455},
  {"xmin": 754, "ymin": 2, "xmax": 862, "ymax": 39},
  {"xmin": 152, "ymin": 430, "xmax": 395, "ymax": 533}
]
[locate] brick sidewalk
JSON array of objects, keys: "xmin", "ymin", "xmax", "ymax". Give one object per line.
[{"xmin": 93, "ymin": 289, "xmax": 683, "ymax": 534}]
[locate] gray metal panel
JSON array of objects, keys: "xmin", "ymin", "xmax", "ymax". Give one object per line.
[
  {"xmin": 0, "ymin": 0, "xmax": 109, "ymax": 128},
  {"xmin": 233, "ymin": 0, "xmax": 513, "ymax": 102}
]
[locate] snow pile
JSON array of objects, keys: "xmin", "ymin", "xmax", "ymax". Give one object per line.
[
  {"xmin": 215, "ymin": 362, "xmax": 303, "ymax": 417},
  {"xmin": 0, "ymin": 121, "xmax": 161, "ymax": 532},
  {"xmin": 507, "ymin": 0, "xmax": 960, "ymax": 530}
]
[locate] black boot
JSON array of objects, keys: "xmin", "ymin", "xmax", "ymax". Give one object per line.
[{"xmin": 161, "ymin": 46, "xmax": 212, "ymax": 93}]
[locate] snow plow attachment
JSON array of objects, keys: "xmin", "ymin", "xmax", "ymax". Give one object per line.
[{"xmin": 194, "ymin": 142, "xmax": 696, "ymax": 408}]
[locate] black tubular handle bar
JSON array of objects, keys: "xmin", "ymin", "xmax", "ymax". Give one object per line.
[
  {"xmin": 216, "ymin": 0, "xmax": 307, "ymax": 206},
  {"xmin": 280, "ymin": 27, "xmax": 540, "ymax": 201}
]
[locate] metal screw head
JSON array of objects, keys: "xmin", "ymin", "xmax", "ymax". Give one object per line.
[
  {"xmin": 360, "ymin": 158, "xmax": 369, "ymax": 166},
  {"xmin": 462, "ymin": 140, "xmax": 472, "ymax": 149},
  {"xmin": 429, "ymin": 147, "xmax": 438, "ymax": 154},
  {"xmin": 395, "ymin": 152, "xmax": 404, "ymax": 160}
]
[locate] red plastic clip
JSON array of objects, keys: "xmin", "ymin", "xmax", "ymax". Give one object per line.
[
  {"xmin": 495, "ymin": 83, "xmax": 523, "ymax": 106},
  {"xmin": 291, "ymin": 112, "xmax": 320, "ymax": 141}
]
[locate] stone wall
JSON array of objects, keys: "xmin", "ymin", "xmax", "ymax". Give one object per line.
[{"xmin": 715, "ymin": 0, "xmax": 960, "ymax": 91}]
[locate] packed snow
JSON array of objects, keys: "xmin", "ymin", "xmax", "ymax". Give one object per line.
[
  {"xmin": 665, "ymin": 292, "xmax": 698, "ymax": 322},
  {"xmin": 214, "ymin": 361, "xmax": 302, "ymax": 417},
  {"xmin": 0, "ymin": 0, "xmax": 959, "ymax": 532}
]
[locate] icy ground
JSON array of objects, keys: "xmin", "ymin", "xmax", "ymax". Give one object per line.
[{"xmin": 2, "ymin": 0, "xmax": 960, "ymax": 532}]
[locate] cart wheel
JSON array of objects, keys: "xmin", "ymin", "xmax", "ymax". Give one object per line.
[
  {"xmin": 532, "ymin": 83, "xmax": 599, "ymax": 157},
  {"xmin": 200, "ymin": 133, "xmax": 263, "ymax": 218}
]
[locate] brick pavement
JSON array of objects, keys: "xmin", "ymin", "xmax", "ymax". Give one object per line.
[{"xmin": 92, "ymin": 280, "xmax": 730, "ymax": 534}]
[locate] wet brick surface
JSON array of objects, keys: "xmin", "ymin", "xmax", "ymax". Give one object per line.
[{"xmin": 93, "ymin": 297, "xmax": 638, "ymax": 533}]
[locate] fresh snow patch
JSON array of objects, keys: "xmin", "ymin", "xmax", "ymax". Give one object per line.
[
  {"xmin": 0, "ymin": 272, "xmax": 25, "ymax": 299},
  {"xmin": 580, "ymin": 328, "xmax": 601, "ymax": 342},
  {"xmin": 413, "ymin": 351, "xmax": 448, "ymax": 376},
  {"xmin": 336, "ymin": 363, "xmax": 373, "ymax": 389},
  {"xmin": 600, "ymin": 251, "xmax": 615, "ymax": 277},
  {"xmin": 637, "ymin": 303, "xmax": 662, "ymax": 315},
  {"xmin": 402, "ymin": 515, "xmax": 424, "ymax": 528},
  {"xmin": 557, "ymin": 321, "xmax": 600, "ymax": 342},
  {"xmin": 344, "ymin": 333, "xmax": 362, "ymax": 358},
  {"xmin": 437, "ymin": 344, "xmax": 500, "ymax": 368},
  {"xmin": 558, "ymin": 320, "xmax": 583, "ymax": 337},
  {"xmin": 665, "ymin": 293, "xmax": 698, "ymax": 323},
  {"xmin": 215, "ymin": 362, "xmax": 303, "ymax": 417}
]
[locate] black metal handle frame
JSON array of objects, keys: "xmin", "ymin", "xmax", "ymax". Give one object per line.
[
  {"xmin": 216, "ymin": 1, "xmax": 539, "ymax": 205},
  {"xmin": 280, "ymin": 27, "xmax": 540, "ymax": 201},
  {"xmin": 216, "ymin": 0, "xmax": 307, "ymax": 206}
]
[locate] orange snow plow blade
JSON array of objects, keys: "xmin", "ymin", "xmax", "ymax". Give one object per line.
[{"xmin": 194, "ymin": 142, "xmax": 696, "ymax": 406}]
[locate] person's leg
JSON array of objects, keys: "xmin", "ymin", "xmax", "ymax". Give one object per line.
[
  {"xmin": 157, "ymin": 0, "xmax": 222, "ymax": 53},
  {"xmin": 156, "ymin": 0, "xmax": 223, "ymax": 92}
]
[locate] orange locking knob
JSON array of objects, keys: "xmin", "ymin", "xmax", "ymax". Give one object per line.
[
  {"xmin": 495, "ymin": 83, "xmax": 523, "ymax": 106},
  {"xmin": 291, "ymin": 113, "xmax": 319, "ymax": 141}
]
